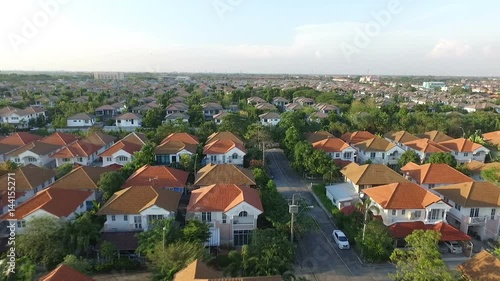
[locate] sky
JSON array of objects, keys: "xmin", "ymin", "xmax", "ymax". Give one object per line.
[{"xmin": 0, "ymin": 0, "xmax": 499, "ymax": 76}]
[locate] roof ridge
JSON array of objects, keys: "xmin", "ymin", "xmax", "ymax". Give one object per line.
[
  {"xmin": 463, "ymin": 182, "xmax": 474, "ymax": 207},
  {"xmin": 80, "ymin": 167, "xmax": 99, "ymax": 188},
  {"xmin": 18, "ymin": 166, "xmax": 33, "ymax": 189},
  {"xmin": 384, "ymin": 183, "xmax": 399, "ymax": 208}
]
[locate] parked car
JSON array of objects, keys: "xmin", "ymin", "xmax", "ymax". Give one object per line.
[
  {"xmin": 444, "ymin": 241, "xmax": 463, "ymax": 254},
  {"xmin": 332, "ymin": 230, "xmax": 350, "ymax": 249},
  {"xmin": 438, "ymin": 242, "xmax": 448, "ymax": 254}
]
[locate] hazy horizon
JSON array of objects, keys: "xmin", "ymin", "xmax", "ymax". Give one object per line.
[{"xmin": 1, "ymin": 0, "xmax": 499, "ymax": 76}]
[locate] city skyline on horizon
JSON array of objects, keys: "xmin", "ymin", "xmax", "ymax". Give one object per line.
[{"xmin": 1, "ymin": 0, "xmax": 499, "ymax": 76}]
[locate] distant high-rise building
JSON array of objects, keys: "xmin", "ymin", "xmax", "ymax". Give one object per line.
[
  {"xmin": 422, "ymin": 81, "xmax": 446, "ymax": 89},
  {"xmin": 93, "ymin": 72, "xmax": 124, "ymax": 80}
]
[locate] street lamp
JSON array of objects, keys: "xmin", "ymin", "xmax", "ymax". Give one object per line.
[{"xmin": 162, "ymin": 226, "xmax": 166, "ymax": 251}]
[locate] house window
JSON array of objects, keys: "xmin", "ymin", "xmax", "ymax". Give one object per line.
[
  {"xmin": 134, "ymin": 216, "xmax": 142, "ymax": 229},
  {"xmin": 470, "ymin": 208, "xmax": 479, "ymax": 218},
  {"xmin": 27, "ymin": 157, "xmax": 37, "ymax": 163},
  {"xmin": 117, "ymin": 156, "xmax": 128, "ymax": 162},
  {"xmin": 454, "ymin": 152, "xmax": 458, "ymax": 156},
  {"xmin": 429, "ymin": 209, "xmax": 440, "ymax": 220},
  {"xmin": 222, "ymin": 213, "xmax": 227, "ymax": 224},
  {"xmin": 17, "ymin": 221, "xmax": 26, "ymax": 228},
  {"xmin": 124, "ymin": 215, "xmax": 128, "ymax": 221},
  {"xmin": 392, "ymin": 210, "xmax": 397, "ymax": 216},
  {"xmin": 106, "ymin": 157, "xmax": 112, "ymax": 162},
  {"xmin": 239, "ymin": 211, "xmax": 248, "ymax": 217},
  {"xmin": 492, "ymin": 209, "xmax": 496, "ymax": 220},
  {"xmin": 463, "ymin": 153, "xmax": 468, "ymax": 157},
  {"xmin": 335, "ymin": 153, "xmax": 340, "ymax": 158},
  {"xmin": 233, "ymin": 230, "xmax": 251, "ymax": 246},
  {"xmin": 201, "ymin": 212, "xmax": 212, "ymax": 222},
  {"xmin": 413, "ymin": 211, "xmax": 422, "ymax": 218},
  {"xmin": 401, "ymin": 210, "xmax": 406, "ymax": 215},
  {"xmin": 14, "ymin": 158, "xmax": 20, "ymax": 163},
  {"xmin": 210, "ymin": 155, "xmax": 217, "ymax": 162},
  {"xmin": 63, "ymin": 158, "xmax": 70, "ymax": 162},
  {"xmin": 343, "ymin": 152, "xmax": 352, "ymax": 159},
  {"xmin": 77, "ymin": 157, "xmax": 83, "ymax": 162},
  {"xmin": 232, "ymin": 153, "xmax": 238, "ymax": 159},
  {"xmin": 370, "ymin": 152, "xmax": 376, "ymax": 159},
  {"xmin": 454, "ymin": 203, "xmax": 461, "ymax": 211},
  {"xmin": 428, "ymin": 184, "xmax": 435, "ymax": 189},
  {"xmin": 111, "ymin": 215, "xmax": 116, "ymax": 221},
  {"xmin": 382, "ymin": 153, "xmax": 385, "ymax": 159}
]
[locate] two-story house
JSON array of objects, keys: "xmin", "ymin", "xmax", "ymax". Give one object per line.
[
  {"xmin": 272, "ymin": 97, "xmax": 289, "ymax": 109},
  {"xmin": 50, "ymin": 140, "xmax": 101, "ymax": 167},
  {"xmin": 353, "ymin": 137, "xmax": 405, "ymax": 165},
  {"xmin": 402, "ymin": 138, "xmax": 452, "ymax": 162},
  {"xmin": 400, "ymin": 162, "xmax": 473, "ymax": 189},
  {"xmin": 165, "ymin": 103, "xmax": 189, "ymax": 115},
  {"xmin": 202, "ymin": 103, "xmax": 223, "ymax": 120},
  {"xmin": 155, "ymin": 133, "xmax": 199, "ymax": 165},
  {"xmin": 418, "ymin": 130, "xmax": 453, "ymax": 143},
  {"xmin": 124, "ymin": 165, "xmax": 189, "ymax": 193},
  {"xmin": 0, "ymin": 132, "xmax": 42, "ymax": 162},
  {"xmin": 7, "ymin": 141, "xmax": 63, "ymax": 167},
  {"xmin": 340, "ymin": 162, "xmax": 408, "ymax": 193},
  {"xmin": 99, "ymin": 132, "xmax": 147, "ymax": 167},
  {"xmin": 259, "ymin": 112, "xmax": 281, "ymax": 126},
  {"xmin": 284, "ymin": 103, "xmax": 303, "ymax": 112},
  {"xmin": 340, "ymin": 131, "xmax": 376, "ymax": 145},
  {"xmin": 0, "ymin": 106, "xmax": 46, "ymax": 128},
  {"xmin": 247, "ymin": 96, "xmax": 267, "ymax": 105},
  {"xmin": 194, "ymin": 164, "xmax": 256, "ymax": 188},
  {"xmin": 203, "ymin": 132, "xmax": 246, "ymax": 166},
  {"xmin": 363, "ymin": 182, "xmax": 469, "ymax": 245},
  {"xmin": 66, "ymin": 113, "xmax": 96, "ymax": 127},
  {"xmin": 187, "ymin": 184, "xmax": 263, "ymax": 246},
  {"xmin": 95, "ymin": 105, "xmax": 117, "ymax": 117},
  {"xmin": 213, "ymin": 112, "xmax": 230, "ymax": 125},
  {"xmin": 81, "ymin": 131, "xmax": 117, "ymax": 155},
  {"xmin": 434, "ymin": 182, "xmax": 500, "ymax": 240},
  {"xmin": 438, "ymin": 138, "xmax": 490, "ymax": 163},
  {"xmin": 311, "ymin": 137, "xmax": 356, "ymax": 162},
  {"xmin": 97, "ymin": 186, "xmax": 181, "ymax": 233},
  {"xmin": 384, "ymin": 130, "xmax": 419, "ymax": 149},
  {"xmin": 314, "ymin": 103, "xmax": 340, "ymax": 115},
  {"xmin": 0, "ymin": 164, "xmax": 55, "ymax": 214},
  {"xmin": 115, "ymin": 112, "xmax": 142, "ymax": 128}
]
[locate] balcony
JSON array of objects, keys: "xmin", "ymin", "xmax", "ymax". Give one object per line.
[
  {"xmin": 232, "ymin": 216, "xmax": 254, "ymax": 225},
  {"xmin": 468, "ymin": 216, "xmax": 487, "ymax": 225}
]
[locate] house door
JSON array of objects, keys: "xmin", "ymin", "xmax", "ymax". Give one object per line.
[
  {"xmin": 134, "ymin": 216, "xmax": 142, "ymax": 229},
  {"xmin": 171, "ymin": 155, "xmax": 177, "ymax": 163}
]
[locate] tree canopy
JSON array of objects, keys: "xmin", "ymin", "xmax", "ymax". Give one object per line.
[
  {"xmin": 398, "ymin": 150, "xmax": 421, "ymax": 167},
  {"xmin": 426, "ymin": 152, "xmax": 458, "ymax": 167}
]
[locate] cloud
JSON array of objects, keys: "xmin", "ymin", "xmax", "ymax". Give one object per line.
[{"xmin": 429, "ymin": 39, "xmax": 472, "ymax": 58}]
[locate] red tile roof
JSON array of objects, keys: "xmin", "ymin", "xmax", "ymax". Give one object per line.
[
  {"xmin": 438, "ymin": 138, "xmax": 486, "ymax": 152},
  {"xmin": 402, "ymin": 138, "xmax": 451, "ymax": 153},
  {"xmin": 124, "ymin": 165, "xmax": 188, "ymax": 188},
  {"xmin": 419, "ymin": 130, "xmax": 453, "ymax": 143},
  {"xmin": 312, "ymin": 137, "xmax": 350, "ymax": 152},
  {"xmin": 188, "ymin": 184, "xmax": 263, "ymax": 212},
  {"xmin": 160, "ymin": 133, "xmax": 199, "ymax": 145},
  {"xmin": 50, "ymin": 140, "xmax": 101, "ymax": 158},
  {"xmin": 389, "ymin": 221, "xmax": 471, "ymax": 241},
  {"xmin": 40, "ymin": 132, "xmax": 79, "ymax": 146},
  {"xmin": 400, "ymin": 163, "xmax": 473, "ymax": 185},
  {"xmin": 363, "ymin": 182, "xmax": 443, "ymax": 209},
  {"xmin": 48, "ymin": 166, "xmax": 115, "ymax": 190},
  {"xmin": 340, "ymin": 131, "xmax": 375, "ymax": 144},
  {"xmin": 203, "ymin": 139, "xmax": 246, "ymax": 154},
  {"xmin": 98, "ymin": 140, "xmax": 142, "ymax": 157},
  {"xmin": 39, "ymin": 264, "xmax": 95, "ymax": 281},
  {"xmin": 0, "ymin": 132, "xmax": 42, "ymax": 146}
]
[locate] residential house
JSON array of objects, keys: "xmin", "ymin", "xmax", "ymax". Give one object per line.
[
  {"xmin": 259, "ymin": 112, "xmax": 280, "ymax": 126},
  {"xmin": 439, "ymin": 138, "xmax": 490, "ymax": 163},
  {"xmin": 203, "ymin": 132, "xmax": 246, "ymax": 166},
  {"xmin": 165, "ymin": 103, "xmax": 189, "ymax": 115},
  {"xmin": 97, "ymin": 186, "xmax": 181, "ymax": 232},
  {"xmin": 50, "ymin": 140, "xmax": 101, "ymax": 167},
  {"xmin": 314, "ymin": 103, "xmax": 340, "ymax": 115},
  {"xmin": 202, "ymin": 103, "xmax": 223, "ymax": 120},
  {"xmin": 41, "ymin": 132, "xmax": 80, "ymax": 146},
  {"xmin": 39, "ymin": 264, "xmax": 95, "ymax": 281},
  {"xmin": 353, "ymin": 137, "xmax": 405, "ymax": 165},
  {"xmin": 293, "ymin": 97, "xmax": 315, "ymax": 106},
  {"xmin": 284, "ymin": 103, "xmax": 303, "ymax": 112},
  {"xmin": 33, "ymin": 96, "xmax": 58, "ymax": 108},
  {"xmin": 164, "ymin": 112, "xmax": 189, "ymax": 123},
  {"xmin": 99, "ymin": 132, "xmax": 147, "ymax": 167},
  {"xmin": 305, "ymin": 131, "xmax": 334, "ymax": 143},
  {"xmin": 482, "ymin": 131, "xmax": 500, "ymax": 148},
  {"xmin": 384, "ymin": 131, "xmax": 419, "ymax": 149},
  {"xmin": 187, "ymin": 184, "xmax": 263, "ymax": 246},
  {"xmin": 363, "ymin": 182, "xmax": 469, "ymax": 244},
  {"xmin": 402, "ymin": 138, "xmax": 452, "ymax": 162},
  {"xmin": 115, "ymin": 112, "xmax": 142, "ymax": 128},
  {"xmin": 340, "ymin": 131, "xmax": 376, "ymax": 145},
  {"xmin": 434, "ymin": 182, "xmax": 500, "ymax": 240},
  {"xmin": 155, "ymin": 133, "xmax": 199, "ymax": 165},
  {"xmin": 124, "ymin": 164, "xmax": 189, "ymax": 193},
  {"xmin": 66, "ymin": 113, "xmax": 96, "ymax": 127},
  {"xmin": 255, "ymin": 102, "xmax": 277, "ymax": 111},
  {"xmin": 213, "ymin": 112, "xmax": 230, "ymax": 125},
  {"xmin": 400, "ymin": 162, "xmax": 473, "ymax": 189},
  {"xmin": 458, "ymin": 250, "xmax": 500, "ymax": 281},
  {"xmin": 340, "ymin": 162, "xmax": 408, "ymax": 193},
  {"xmin": 194, "ymin": 164, "xmax": 256, "ymax": 187},
  {"xmin": 0, "ymin": 106, "xmax": 46, "ymax": 128},
  {"xmin": 311, "ymin": 137, "xmax": 356, "ymax": 162},
  {"xmin": 418, "ymin": 130, "xmax": 453, "ymax": 143},
  {"xmin": 111, "ymin": 101, "xmax": 127, "ymax": 113},
  {"xmin": 272, "ymin": 97, "xmax": 289, "ymax": 109},
  {"xmin": 81, "ymin": 131, "xmax": 117, "ymax": 155},
  {"xmin": 247, "ymin": 96, "xmax": 267, "ymax": 105},
  {"xmin": 465, "ymin": 160, "xmax": 500, "ymax": 181},
  {"xmin": 0, "ymin": 187, "xmax": 93, "ymax": 234},
  {"xmin": 0, "ymin": 164, "xmax": 55, "ymax": 214},
  {"xmin": 95, "ymin": 105, "xmax": 116, "ymax": 117},
  {"xmin": 325, "ymin": 182, "xmax": 359, "ymax": 209},
  {"xmin": 307, "ymin": 112, "xmax": 329, "ymax": 122},
  {"xmin": 7, "ymin": 141, "xmax": 63, "ymax": 167},
  {"xmin": 0, "ymin": 132, "xmax": 42, "ymax": 162}
]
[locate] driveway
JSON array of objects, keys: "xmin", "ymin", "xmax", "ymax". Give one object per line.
[{"xmin": 266, "ymin": 149, "xmax": 394, "ymax": 281}]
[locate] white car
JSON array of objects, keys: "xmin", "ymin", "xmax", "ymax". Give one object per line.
[
  {"xmin": 332, "ymin": 230, "xmax": 350, "ymax": 250},
  {"xmin": 444, "ymin": 241, "xmax": 463, "ymax": 254}
]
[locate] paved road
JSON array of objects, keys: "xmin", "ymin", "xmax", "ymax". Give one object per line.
[{"xmin": 266, "ymin": 149, "xmax": 394, "ymax": 281}]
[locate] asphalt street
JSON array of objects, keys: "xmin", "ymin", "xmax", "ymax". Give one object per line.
[{"xmin": 266, "ymin": 149, "xmax": 394, "ymax": 281}]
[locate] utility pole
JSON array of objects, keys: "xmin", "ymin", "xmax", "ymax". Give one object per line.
[
  {"xmin": 289, "ymin": 193, "xmax": 299, "ymax": 243},
  {"xmin": 262, "ymin": 142, "xmax": 265, "ymax": 167}
]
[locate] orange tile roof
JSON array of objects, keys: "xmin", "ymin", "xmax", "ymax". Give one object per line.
[
  {"xmin": 0, "ymin": 187, "xmax": 92, "ymax": 220},
  {"xmin": 39, "ymin": 264, "xmax": 95, "ymax": 281},
  {"xmin": 98, "ymin": 140, "xmax": 143, "ymax": 157},
  {"xmin": 155, "ymin": 140, "xmax": 198, "ymax": 154},
  {"xmin": 340, "ymin": 163, "xmax": 408, "ymax": 185},
  {"xmin": 438, "ymin": 138, "xmax": 486, "ymax": 152},
  {"xmin": 418, "ymin": 130, "xmax": 453, "ymax": 142},
  {"xmin": 40, "ymin": 132, "xmax": 79, "ymax": 146},
  {"xmin": 206, "ymin": 132, "xmax": 244, "ymax": 145},
  {"xmin": 124, "ymin": 165, "xmax": 188, "ymax": 188},
  {"xmin": 188, "ymin": 184, "xmax": 263, "ymax": 212},
  {"xmin": 305, "ymin": 131, "xmax": 334, "ymax": 143},
  {"xmin": 363, "ymin": 182, "xmax": 442, "ymax": 209},
  {"xmin": 389, "ymin": 221, "xmax": 470, "ymax": 241},
  {"xmin": 433, "ymin": 182, "xmax": 500, "ymax": 207},
  {"xmin": 482, "ymin": 131, "xmax": 500, "ymax": 146},
  {"xmin": 121, "ymin": 132, "xmax": 148, "ymax": 146},
  {"xmin": 0, "ymin": 164, "xmax": 55, "ymax": 191},
  {"xmin": 402, "ymin": 138, "xmax": 451, "ymax": 153},
  {"xmin": 400, "ymin": 163, "xmax": 473, "ymax": 185},
  {"xmin": 49, "ymin": 166, "xmax": 115, "ymax": 190},
  {"xmin": 384, "ymin": 131, "xmax": 419, "ymax": 143},
  {"xmin": 312, "ymin": 137, "xmax": 350, "ymax": 152},
  {"xmin": 465, "ymin": 160, "xmax": 500, "ymax": 174},
  {"xmin": 353, "ymin": 137, "xmax": 396, "ymax": 152},
  {"xmin": 6, "ymin": 141, "xmax": 62, "ymax": 157},
  {"xmin": 195, "ymin": 164, "xmax": 256, "ymax": 186},
  {"xmin": 82, "ymin": 131, "xmax": 116, "ymax": 147},
  {"xmin": 0, "ymin": 132, "xmax": 42, "ymax": 146},
  {"xmin": 160, "ymin": 133, "xmax": 199, "ymax": 145},
  {"xmin": 97, "ymin": 186, "xmax": 181, "ymax": 215},
  {"xmin": 173, "ymin": 260, "xmax": 282, "ymax": 281},
  {"xmin": 458, "ymin": 250, "xmax": 500, "ymax": 281},
  {"xmin": 50, "ymin": 141, "xmax": 101, "ymax": 158},
  {"xmin": 340, "ymin": 131, "xmax": 375, "ymax": 144},
  {"xmin": 203, "ymin": 139, "xmax": 246, "ymax": 154}
]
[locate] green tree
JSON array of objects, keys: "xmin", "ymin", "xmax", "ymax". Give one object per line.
[
  {"xmin": 398, "ymin": 150, "xmax": 421, "ymax": 167},
  {"xmin": 481, "ymin": 167, "xmax": 500, "ymax": 185},
  {"xmin": 284, "ymin": 126, "xmax": 302, "ymax": 152},
  {"xmin": 55, "ymin": 163, "xmax": 74, "ymax": 179},
  {"xmin": 0, "ymin": 256, "xmax": 37, "ymax": 281},
  {"xmin": 179, "ymin": 154, "xmax": 194, "ymax": 173},
  {"xmin": 98, "ymin": 171, "xmax": 125, "ymax": 202},
  {"xmin": 136, "ymin": 218, "xmax": 181, "ymax": 255},
  {"xmin": 218, "ymin": 113, "xmax": 251, "ymax": 137},
  {"xmin": 355, "ymin": 220, "xmax": 393, "ymax": 263},
  {"xmin": 64, "ymin": 212, "xmax": 102, "ymax": 256},
  {"xmin": 252, "ymin": 167, "xmax": 270, "ymax": 188},
  {"xmin": 426, "ymin": 152, "xmax": 457, "ymax": 167},
  {"xmin": 390, "ymin": 230, "xmax": 456, "ymax": 281},
  {"xmin": 99, "ymin": 241, "xmax": 117, "ymax": 261},
  {"xmin": 143, "ymin": 107, "xmax": 165, "ymax": 128},
  {"xmin": 0, "ymin": 160, "xmax": 19, "ymax": 172},
  {"xmin": 17, "ymin": 216, "xmax": 67, "ymax": 269},
  {"xmin": 182, "ymin": 220, "xmax": 211, "ymax": 244},
  {"xmin": 62, "ymin": 254, "xmax": 93, "ymax": 275}
]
